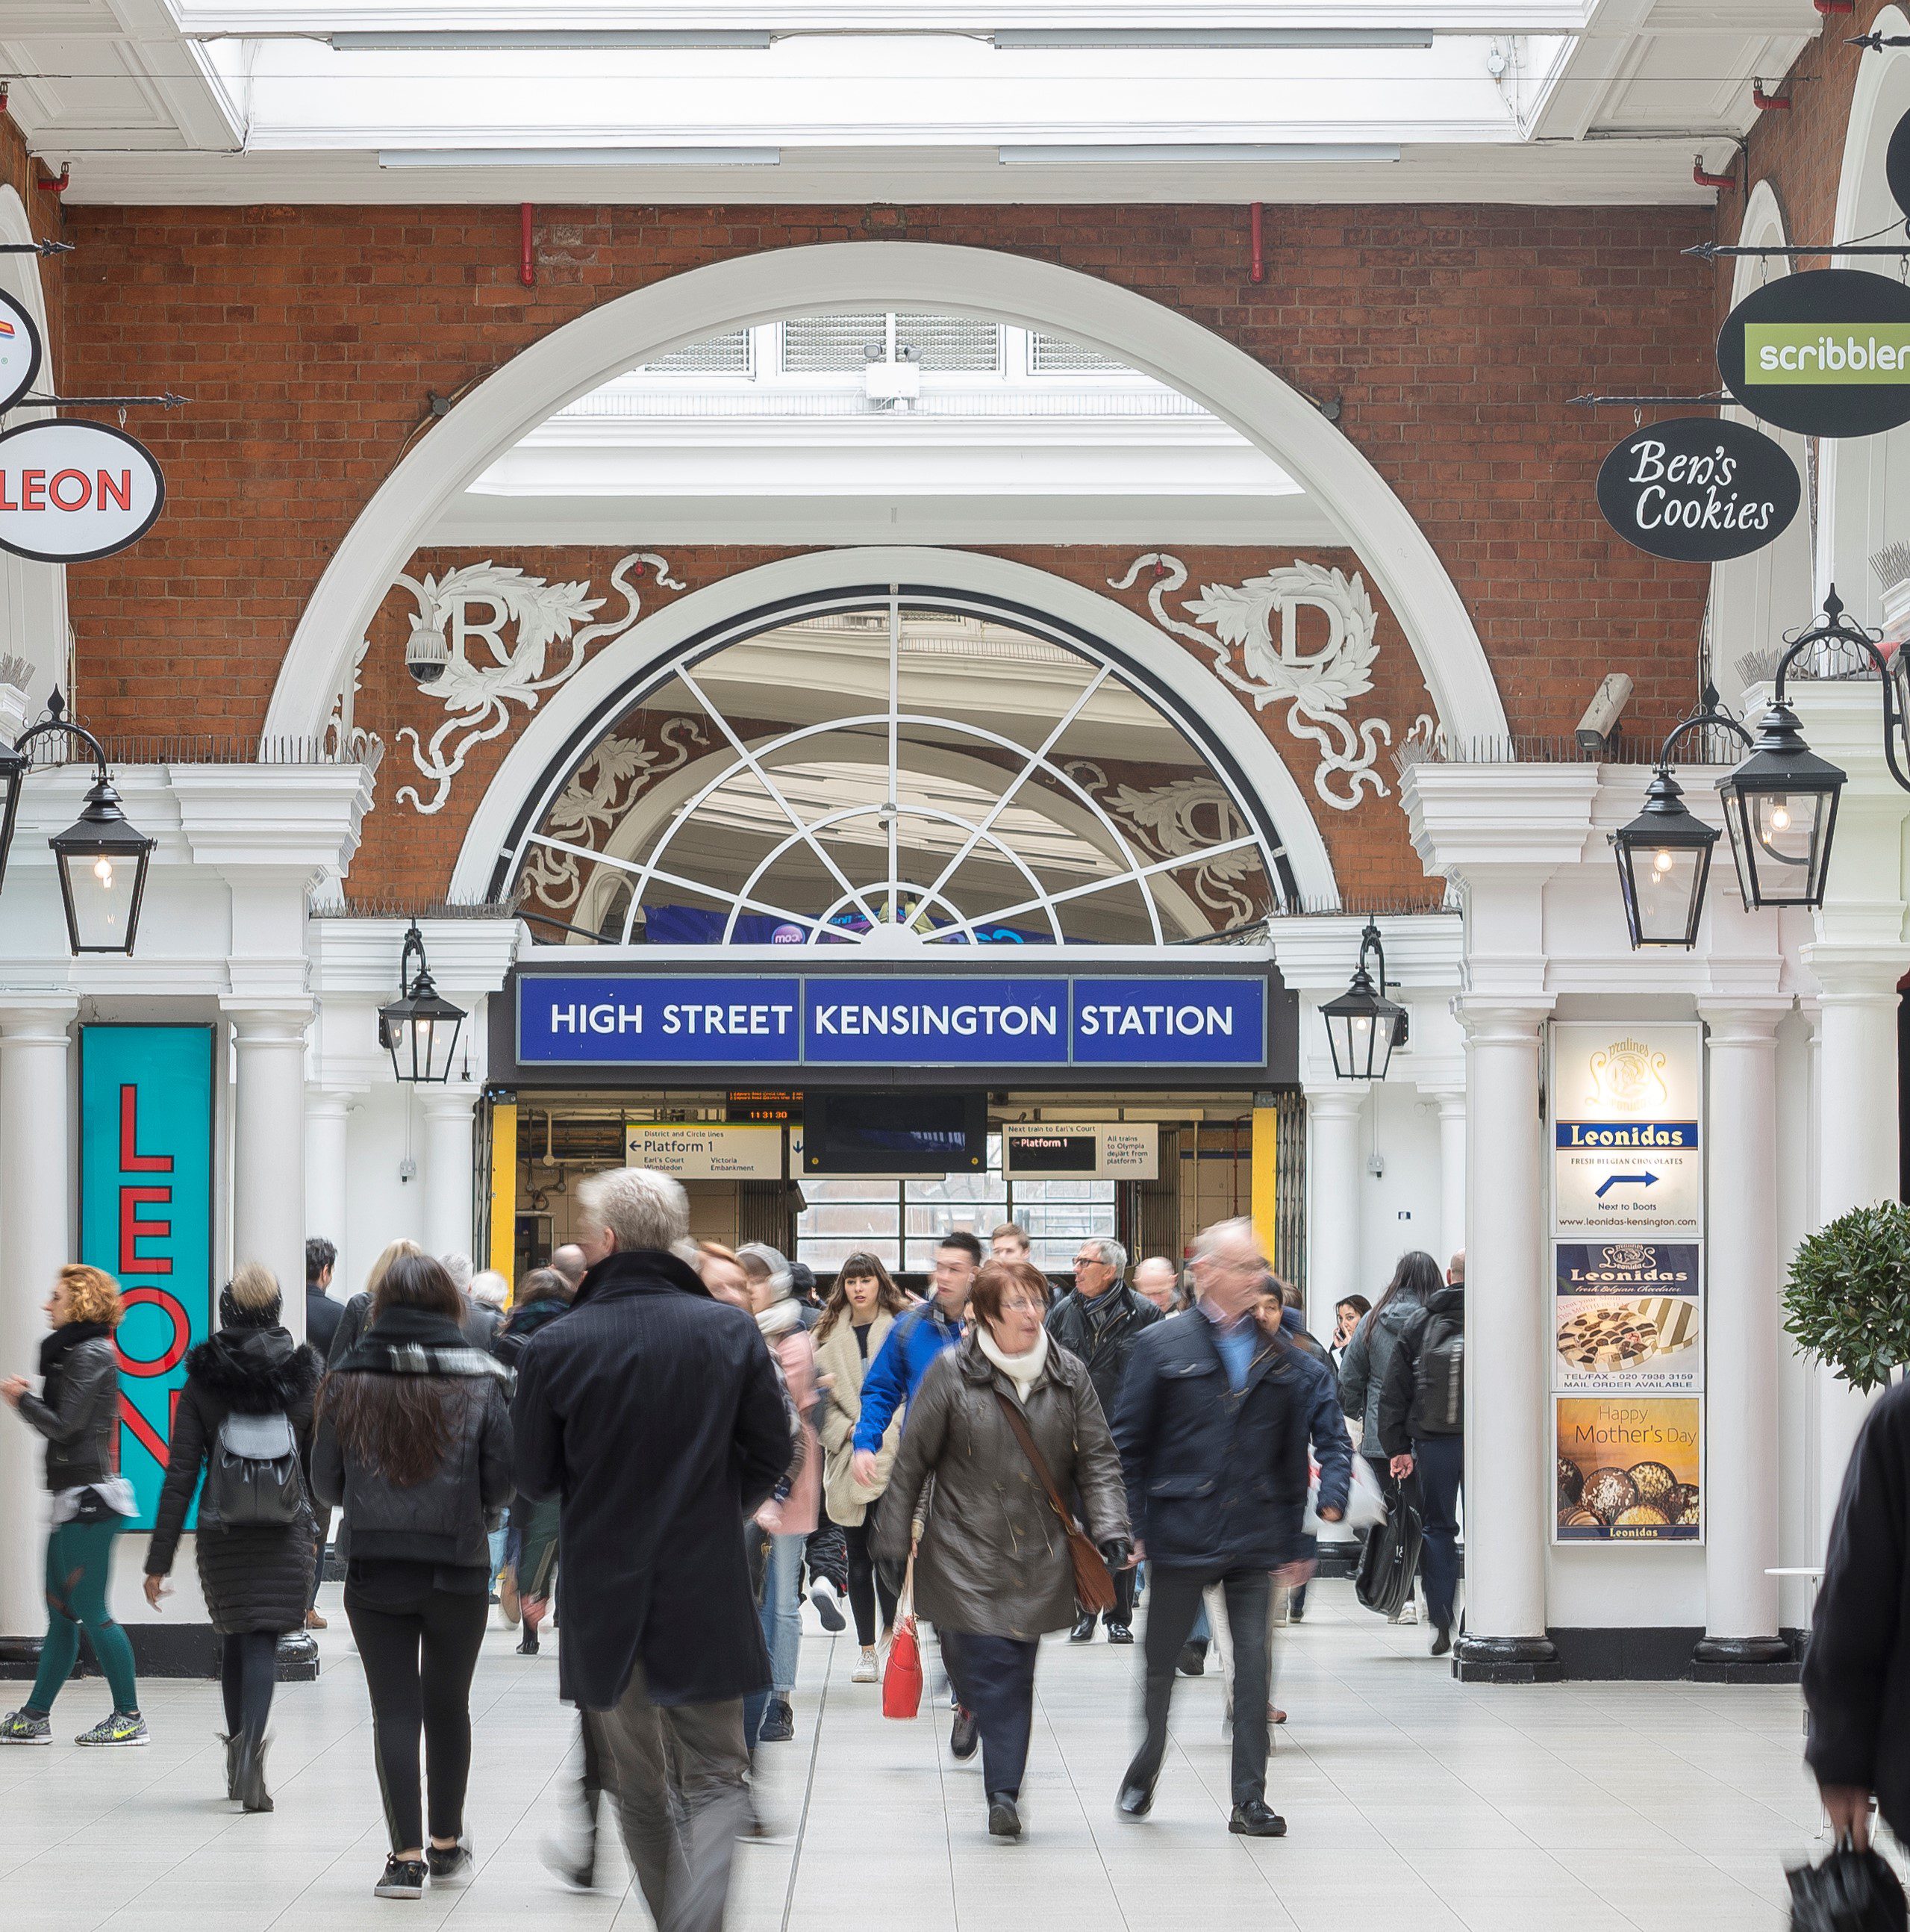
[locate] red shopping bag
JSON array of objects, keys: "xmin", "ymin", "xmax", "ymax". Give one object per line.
[{"xmin": 881, "ymin": 1548, "xmax": 923, "ymax": 1719}]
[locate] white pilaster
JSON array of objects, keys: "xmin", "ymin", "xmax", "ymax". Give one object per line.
[
  {"xmin": 0, "ymin": 1001, "xmax": 75, "ymax": 1641},
  {"xmin": 305, "ymin": 1085, "xmax": 353, "ymax": 1259},
  {"xmin": 229, "ymin": 1008, "xmax": 312, "ymax": 1341},
  {"xmin": 1434, "ymin": 1088, "xmax": 1467, "ymax": 1274},
  {"xmin": 1302, "ymin": 1084, "xmax": 1364, "ymax": 1330},
  {"xmin": 420, "ymin": 1083, "xmax": 481, "ymax": 1264},
  {"xmin": 1696, "ymin": 1003, "xmax": 1788, "ymax": 1657}
]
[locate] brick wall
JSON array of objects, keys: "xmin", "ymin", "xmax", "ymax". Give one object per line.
[
  {"xmin": 53, "ymin": 200, "xmax": 1720, "ymax": 773},
  {"xmin": 352, "ymin": 539, "xmax": 1438, "ymax": 907},
  {"xmin": 0, "ymin": 100, "xmax": 66, "ymax": 376}
]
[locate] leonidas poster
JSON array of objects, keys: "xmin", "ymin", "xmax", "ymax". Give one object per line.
[
  {"xmin": 1554, "ymin": 1242, "xmax": 1703, "ymax": 1394},
  {"xmin": 1555, "ymin": 1396, "xmax": 1701, "ymax": 1542},
  {"xmin": 1551, "ymin": 1024, "xmax": 1703, "ymax": 1236}
]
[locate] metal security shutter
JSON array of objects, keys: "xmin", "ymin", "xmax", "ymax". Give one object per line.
[
  {"xmin": 893, "ymin": 314, "xmax": 1001, "ymax": 370},
  {"xmin": 1276, "ymin": 1089, "xmax": 1307, "ymax": 1292},
  {"xmin": 640, "ymin": 329, "xmax": 753, "ymax": 376},
  {"xmin": 1029, "ymin": 331, "xmax": 1126, "ymax": 373},
  {"xmin": 782, "ymin": 314, "xmax": 887, "ymax": 370}
]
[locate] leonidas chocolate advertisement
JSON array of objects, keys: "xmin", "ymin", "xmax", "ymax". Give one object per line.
[
  {"xmin": 1555, "ymin": 1243, "xmax": 1702, "ymax": 1394},
  {"xmin": 1555, "ymin": 1397, "xmax": 1702, "ymax": 1543}
]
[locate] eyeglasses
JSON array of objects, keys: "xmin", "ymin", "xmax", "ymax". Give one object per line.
[{"xmin": 999, "ymin": 1295, "xmax": 1046, "ymax": 1314}]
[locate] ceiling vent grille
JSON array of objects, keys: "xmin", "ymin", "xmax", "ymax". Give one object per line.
[
  {"xmin": 640, "ymin": 328, "xmax": 753, "ymax": 376},
  {"xmin": 1030, "ymin": 331, "xmax": 1127, "ymax": 373}
]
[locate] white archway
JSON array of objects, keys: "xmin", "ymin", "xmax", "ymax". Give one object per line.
[
  {"xmin": 448, "ymin": 546, "xmax": 1341, "ymax": 909},
  {"xmin": 266, "ymin": 243, "xmax": 1504, "ymax": 744}
]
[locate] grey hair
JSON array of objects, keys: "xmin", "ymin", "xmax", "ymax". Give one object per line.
[
  {"xmin": 440, "ymin": 1251, "xmax": 475, "ymax": 1293},
  {"xmin": 469, "ymin": 1269, "xmax": 509, "ymax": 1309},
  {"xmin": 1190, "ymin": 1217, "xmax": 1258, "ymax": 1264},
  {"xmin": 1078, "ymin": 1236, "xmax": 1129, "ymax": 1277},
  {"xmin": 229, "ymin": 1261, "xmax": 280, "ymax": 1312},
  {"xmin": 577, "ymin": 1166, "xmax": 690, "ymax": 1253},
  {"xmin": 736, "ymin": 1242, "xmax": 793, "ymax": 1299}
]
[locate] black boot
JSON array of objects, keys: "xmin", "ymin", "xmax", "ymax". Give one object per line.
[
  {"xmin": 236, "ymin": 1730, "xmax": 272, "ymax": 1813},
  {"xmin": 219, "ymin": 1731, "xmax": 240, "ymax": 1801},
  {"xmin": 987, "ymin": 1793, "xmax": 1022, "ymax": 1840},
  {"xmin": 1069, "ymin": 1612, "xmax": 1096, "ymax": 1643}
]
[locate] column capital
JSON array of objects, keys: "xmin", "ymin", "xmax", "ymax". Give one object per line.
[
  {"xmin": 1455, "ymin": 997, "xmax": 1552, "ymax": 1046},
  {"xmin": 1302, "ymin": 1082, "xmax": 1368, "ymax": 1117},
  {"xmin": 1696, "ymin": 1001, "xmax": 1788, "ymax": 1045},
  {"xmin": 0, "ymin": 998, "xmax": 78, "ymax": 1043},
  {"xmin": 416, "ymin": 1081, "xmax": 481, "ymax": 1121},
  {"xmin": 224, "ymin": 1003, "xmax": 313, "ymax": 1047},
  {"xmin": 1800, "ymin": 942, "xmax": 1910, "ymax": 1003}
]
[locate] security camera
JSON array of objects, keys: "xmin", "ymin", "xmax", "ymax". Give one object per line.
[
  {"xmin": 1575, "ymin": 672, "xmax": 1634, "ymax": 755},
  {"xmin": 405, "ymin": 616, "xmax": 449, "ymax": 685}
]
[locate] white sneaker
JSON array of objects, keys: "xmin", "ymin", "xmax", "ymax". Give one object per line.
[
  {"xmin": 1391, "ymin": 1599, "xmax": 1419, "ymax": 1626},
  {"xmin": 809, "ymin": 1577, "xmax": 846, "ymax": 1633},
  {"xmin": 852, "ymin": 1646, "xmax": 878, "ymax": 1683}
]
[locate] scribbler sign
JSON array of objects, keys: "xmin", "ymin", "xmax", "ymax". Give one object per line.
[
  {"xmin": 0, "ymin": 417, "xmax": 166, "ymax": 564},
  {"xmin": 1719, "ymin": 268, "xmax": 1910, "ymax": 438},
  {"xmin": 78, "ymin": 1026, "xmax": 215, "ymax": 1531}
]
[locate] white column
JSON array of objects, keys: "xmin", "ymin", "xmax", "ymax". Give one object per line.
[
  {"xmin": 1804, "ymin": 947, "xmax": 1905, "ymax": 1544},
  {"xmin": 305, "ymin": 1085, "xmax": 352, "ymax": 1259},
  {"xmin": 1455, "ymin": 1000, "xmax": 1555, "ymax": 1675},
  {"xmin": 1434, "ymin": 1088, "xmax": 1467, "ymax": 1274},
  {"xmin": 420, "ymin": 1083, "xmax": 480, "ymax": 1264},
  {"xmin": 0, "ymin": 1001, "xmax": 75, "ymax": 1644},
  {"xmin": 1303, "ymin": 1084, "xmax": 1365, "ymax": 1333},
  {"xmin": 229, "ymin": 1008, "xmax": 311, "ymax": 1344},
  {"xmin": 1695, "ymin": 1004, "xmax": 1788, "ymax": 1665}
]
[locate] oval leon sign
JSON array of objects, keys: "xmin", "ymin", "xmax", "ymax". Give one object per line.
[
  {"xmin": 1595, "ymin": 416, "xmax": 1800, "ymax": 563},
  {"xmin": 1718, "ymin": 267, "xmax": 1910, "ymax": 438},
  {"xmin": 0, "ymin": 290, "xmax": 41, "ymax": 414},
  {"xmin": 0, "ymin": 418, "xmax": 165, "ymax": 564}
]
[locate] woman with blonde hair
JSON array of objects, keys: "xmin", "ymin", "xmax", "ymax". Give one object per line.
[
  {"xmin": 0, "ymin": 1264, "xmax": 146, "ymax": 1746},
  {"xmin": 325, "ymin": 1237, "xmax": 425, "ymax": 1368},
  {"xmin": 144, "ymin": 1262, "xmax": 321, "ymax": 1808},
  {"xmin": 814, "ymin": 1252, "xmax": 910, "ymax": 1681}
]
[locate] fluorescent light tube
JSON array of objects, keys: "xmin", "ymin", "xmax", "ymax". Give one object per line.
[
  {"xmin": 990, "ymin": 29, "xmax": 1435, "ymax": 49},
  {"xmin": 378, "ymin": 147, "xmax": 781, "ymax": 167},
  {"xmin": 333, "ymin": 31, "xmax": 773, "ymax": 50},
  {"xmin": 999, "ymin": 143, "xmax": 1402, "ymax": 164}
]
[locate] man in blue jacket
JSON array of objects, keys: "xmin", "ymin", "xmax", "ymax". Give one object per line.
[
  {"xmin": 1111, "ymin": 1217, "xmax": 1350, "ymax": 1839},
  {"xmin": 849, "ymin": 1230, "xmax": 980, "ymax": 1486}
]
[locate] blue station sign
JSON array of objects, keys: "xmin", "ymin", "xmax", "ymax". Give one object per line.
[{"xmin": 516, "ymin": 972, "xmax": 1267, "ymax": 1070}]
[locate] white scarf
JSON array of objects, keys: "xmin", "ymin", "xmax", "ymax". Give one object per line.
[
  {"xmin": 756, "ymin": 1297, "xmax": 804, "ymax": 1339},
  {"xmin": 976, "ymin": 1324, "xmax": 1050, "ymax": 1404}
]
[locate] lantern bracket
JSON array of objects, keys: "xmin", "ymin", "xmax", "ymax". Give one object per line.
[
  {"xmin": 1767, "ymin": 588, "xmax": 1910, "ymax": 797},
  {"xmin": 8, "ymin": 686, "xmax": 110, "ymax": 783}
]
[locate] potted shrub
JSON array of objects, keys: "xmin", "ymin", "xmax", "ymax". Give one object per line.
[{"xmin": 1782, "ymin": 1200, "xmax": 1910, "ymax": 1394}]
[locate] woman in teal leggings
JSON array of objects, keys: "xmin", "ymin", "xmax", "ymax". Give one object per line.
[{"xmin": 0, "ymin": 1263, "xmax": 146, "ymax": 1746}]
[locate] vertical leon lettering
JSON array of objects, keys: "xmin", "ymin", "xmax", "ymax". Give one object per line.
[
  {"xmin": 119, "ymin": 1083, "xmax": 173, "ymax": 1172},
  {"xmin": 119, "ymin": 1187, "xmax": 173, "ymax": 1275}
]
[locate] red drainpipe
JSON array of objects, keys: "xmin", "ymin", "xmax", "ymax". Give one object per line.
[
  {"xmin": 519, "ymin": 204, "xmax": 535, "ymax": 289},
  {"xmin": 1249, "ymin": 202, "xmax": 1265, "ymax": 284}
]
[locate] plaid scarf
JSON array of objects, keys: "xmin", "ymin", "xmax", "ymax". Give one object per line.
[{"xmin": 332, "ymin": 1301, "xmax": 511, "ymax": 1384}]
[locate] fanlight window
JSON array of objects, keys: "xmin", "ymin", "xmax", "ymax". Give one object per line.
[{"xmin": 512, "ymin": 598, "xmax": 1292, "ymax": 949}]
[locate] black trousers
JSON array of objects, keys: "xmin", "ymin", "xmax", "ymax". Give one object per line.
[
  {"xmin": 939, "ymin": 1629, "xmax": 1039, "ymax": 1800},
  {"xmin": 346, "ymin": 1588, "xmax": 489, "ymax": 1852},
  {"xmin": 221, "ymin": 1630, "xmax": 277, "ymax": 1742},
  {"xmin": 805, "ymin": 1514, "xmax": 849, "ymax": 1597},
  {"xmin": 1129, "ymin": 1566, "xmax": 1273, "ymax": 1807},
  {"xmin": 1413, "ymin": 1433, "xmax": 1464, "ymax": 1630},
  {"xmin": 841, "ymin": 1518, "xmax": 899, "ymax": 1647}
]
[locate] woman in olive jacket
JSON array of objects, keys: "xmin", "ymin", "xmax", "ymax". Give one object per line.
[
  {"xmin": 874, "ymin": 1257, "xmax": 1129, "ymax": 1842},
  {"xmin": 144, "ymin": 1262, "xmax": 320, "ymax": 1812}
]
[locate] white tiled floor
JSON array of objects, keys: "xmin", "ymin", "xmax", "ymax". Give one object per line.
[{"xmin": 0, "ymin": 1578, "xmax": 1828, "ymax": 1932}]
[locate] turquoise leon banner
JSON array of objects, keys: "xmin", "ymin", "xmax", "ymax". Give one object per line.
[{"xmin": 78, "ymin": 1026, "xmax": 215, "ymax": 1531}]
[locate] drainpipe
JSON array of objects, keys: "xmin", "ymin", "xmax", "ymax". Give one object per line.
[
  {"xmin": 1249, "ymin": 202, "xmax": 1265, "ymax": 284},
  {"xmin": 519, "ymin": 204, "xmax": 535, "ymax": 289}
]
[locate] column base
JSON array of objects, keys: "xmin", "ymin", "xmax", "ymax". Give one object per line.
[
  {"xmin": 1690, "ymin": 1636, "xmax": 1800, "ymax": 1684},
  {"xmin": 0, "ymin": 1635, "xmax": 41, "ymax": 1671},
  {"xmin": 275, "ymin": 1630, "xmax": 321, "ymax": 1681},
  {"xmin": 1452, "ymin": 1633, "xmax": 1562, "ymax": 1683}
]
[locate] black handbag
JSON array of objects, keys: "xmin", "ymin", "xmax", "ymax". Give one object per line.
[
  {"xmin": 1355, "ymin": 1486, "xmax": 1423, "ymax": 1618},
  {"xmin": 1787, "ymin": 1836, "xmax": 1908, "ymax": 1932}
]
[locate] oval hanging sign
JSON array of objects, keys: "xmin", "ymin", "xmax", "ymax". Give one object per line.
[
  {"xmin": 1718, "ymin": 267, "xmax": 1910, "ymax": 437},
  {"xmin": 0, "ymin": 418, "xmax": 164, "ymax": 564},
  {"xmin": 0, "ymin": 289, "xmax": 42, "ymax": 414},
  {"xmin": 1888, "ymin": 107, "xmax": 1910, "ymax": 221},
  {"xmin": 1595, "ymin": 416, "xmax": 1800, "ymax": 563}
]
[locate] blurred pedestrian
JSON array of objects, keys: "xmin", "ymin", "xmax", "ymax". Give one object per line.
[
  {"xmin": 0, "ymin": 1265, "xmax": 146, "ymax": 1748},
  {"xmin": 850, "ymin": 1232, "xmax": 979, "ymax": 1486},
  {"xmin": 313, "ymin": 1251, "xmax": 514, "ymax": 1898},
  {"xmin": 512, "ymin": 1168, "xmax": 787, "ymax": 1932},
  {"xmin": 144, "ymin": 1262, "xmax": 319, "ymax": 1810},
  {"xmin": 1114, "ymin": 1219, "xmax": 1346, "ymax": 1839},
  {"xmin": 875, "ymin": 1256, "xmax": 1129, "ymax": 1841},
  {"xmin": 1132, "ymin": 1256, "xmax": 1179, "ymax": 1315},
  {"xmin": 814, "ymin": 1252, "xmax": 910, "ymax": 1681}
]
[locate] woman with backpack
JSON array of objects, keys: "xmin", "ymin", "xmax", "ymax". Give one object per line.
[
  {"xmin": 143, "ymin": 1262, "xmax": 320, "ymax": 1810},
  {"xmin": 0, "ymin": 1264, "xmax": 146, "ymax": 1748},
  {"xmin": 313, "ymin": 1251, "xmax": 514, "ymax": 1900},
  {"xmin": 812, "ymin": 1251, "xmax": 910, "ymax": 1682}
]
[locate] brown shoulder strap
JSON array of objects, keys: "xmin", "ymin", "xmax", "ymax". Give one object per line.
[{"xmin": 992, "ymin": 1389, "xmax": 1079, "ymax": 1531}]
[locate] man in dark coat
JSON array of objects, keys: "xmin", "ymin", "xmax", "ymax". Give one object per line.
[
  {"xmin": 302, "ymin": 1238, "xmax": 343, "ymax": 1627},
  {"xmin": 512, "ymin": 1166, "xmax": 787, "ymax": 1932},
  {"xmin": 1112, "ymin": 1217, "xmax": 1349, "ymax": 1839},
  {"xmin": 1046, "ymin": 1235, "xmax": 1160, "ymax": 1642},
  {"xmin": 1378, "ymin": 1274, "xmax": 1465, "ymax": 1656},
  {"xmin": 1804, "ymin": 1379, "xmax": 1910, "ymax": 1850}
]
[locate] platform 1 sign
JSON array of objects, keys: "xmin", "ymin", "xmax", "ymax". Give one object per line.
[
  {"xmin": 76, "ymin": 1025, "xmax": 215, "ymax": 1532},
  {"xmin": 1550, "ymin": 1023, "xmax": 1702, "ymax": 1237},
  {"xmin": 622, "ymin": 1123, "xmax": 784, "ymax": 1179}
]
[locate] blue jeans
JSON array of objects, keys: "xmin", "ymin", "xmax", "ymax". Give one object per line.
[
  {"xmin": 1414, "ymin": 1433, "xmax": 1464, "ymax": 1631},
  {"xmin": 745, "ymin": 1530, "xmax": 805, "ymax": 1743}
]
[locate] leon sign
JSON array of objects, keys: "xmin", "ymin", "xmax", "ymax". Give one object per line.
[
  {"xmin": 1595, "ymin": 417, "xmax": 1799, "ymax": 562},
  {"xmin": 1718, "ymin": 269, "xmax": 1910, "ymax": 438},
  {"xmin": 0, "ymin": 417, "xmax": 166, "ymax": 563},
  {"xmin": 0, "ymin": 289, "xmax": 42, "ymax": 414}
]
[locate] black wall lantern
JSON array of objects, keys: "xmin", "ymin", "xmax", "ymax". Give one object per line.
[
  {"xmin": 378, "ymin": 920, "xmax": 467, "ymax": 1083},
  {"xmin": 1610, "ymin": 690, "xmax": 1752, "ymax": 949},
  {"xmin": 1321, "ymin": 920, "xmax": 1407, "ymax": 1080},
  {"xmin": 0, "ymin": 688, "xmax": 155, "ymax": 956}
]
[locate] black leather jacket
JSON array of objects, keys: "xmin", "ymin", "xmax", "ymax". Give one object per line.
[
  {"xmin": 18, "ymin": 1333, "xmax": 119, "ymax": 1492},
  {"xmin": 1045, "ymin": 1282, "xmax": 1162, "ymax": 1422}
]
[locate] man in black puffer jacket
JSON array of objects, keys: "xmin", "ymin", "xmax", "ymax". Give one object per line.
[{"xmin": 1046, "ymin": 1236, "xmax": 1159, "ymax": 1642}]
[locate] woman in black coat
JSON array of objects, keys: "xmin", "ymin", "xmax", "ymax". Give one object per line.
[
  {"xmin": 145, "ymin": 1262, "xmax": 319, "ymax": 1811},
  {"xmin": 493, "ymin": 1268, "xmax": 570, "ymax": 1654}
]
